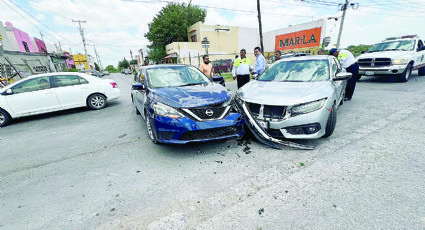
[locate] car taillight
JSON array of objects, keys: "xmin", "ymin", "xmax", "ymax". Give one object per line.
[{"xmin": 110, "ymin": 82, "xmax": 118, "ymax": 88}]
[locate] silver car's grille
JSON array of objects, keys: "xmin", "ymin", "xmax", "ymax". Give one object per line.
[
  {"xmin": 358, "ymin": 58, "xmax": 392, "ymax": 67},
  {"xmin": 247, "ymin": 103, "xmax": 286, "ymax": 119}
]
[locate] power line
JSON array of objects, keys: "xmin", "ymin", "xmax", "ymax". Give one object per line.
[
  {"xmin": 123, "ymin": 0, "xmax": 314, "ymax": 18},
  {"xmin": 4, "ymin": 0, "xmax": 74, "ymax": 44}
]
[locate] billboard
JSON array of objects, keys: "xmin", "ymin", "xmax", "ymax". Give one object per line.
[{"xmin": 275, "ymin": 27, "xmax": 322, "ymax": 51}]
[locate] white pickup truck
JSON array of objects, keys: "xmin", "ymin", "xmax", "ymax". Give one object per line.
[{"xmin": 357, "ymin": 35, "xmax": 425, "ymax": 82}]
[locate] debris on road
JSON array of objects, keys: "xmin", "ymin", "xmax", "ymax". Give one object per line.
[{"xmin": 259, "ymin": 208, "xmax": 264, "ymax": 215}]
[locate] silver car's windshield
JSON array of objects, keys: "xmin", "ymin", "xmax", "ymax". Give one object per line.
[
  {"xmin": 368, "ymin": 40, "xmax": 415, "ymax": 52},
  {"xmin": 259, "ymin": 60, "xmax": 329, "ymax": 82},
  {"xmin": 147, "ymin": 66, "xmax": 210, "ymax": 88}
]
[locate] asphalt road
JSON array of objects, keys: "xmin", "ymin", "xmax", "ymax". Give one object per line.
[{"xmin": 1, "ymin": 72, "xmax": 425, "ymax": 229}]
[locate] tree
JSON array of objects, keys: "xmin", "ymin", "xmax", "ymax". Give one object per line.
[
  {"xmin": 145, "ymin": 2, "xmax": 206, "ymax": 62},
  {"xmin": 130, "ymin": 59, "xmax": 138, "ymax": 65},
  {"xmin": 347, "ymin": 44, "xmax": 372, "ymax": 57},
  {"xmin": 148, "ymin": 46, "xmax": 167, "ymax": 63},
  {"xmin": 105, "ymin": 65, "xmax": 117, "ymax": 73},
  {"xmin": 118, "ymin": 58, "xmax": 130, "ymax": 69},
  {"xmin": 94, "ymin": 63, "xmax": 100, "ymax": 71}
]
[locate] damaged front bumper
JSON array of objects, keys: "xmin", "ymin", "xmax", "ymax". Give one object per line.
[{"xmin": 235, "ymin": 100, "xmax": 315, "ymax": 150}]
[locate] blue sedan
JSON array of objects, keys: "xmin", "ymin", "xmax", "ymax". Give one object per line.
[{"xmin": 131, "ymin": 64, "xmax": 244, "ymax": 144}]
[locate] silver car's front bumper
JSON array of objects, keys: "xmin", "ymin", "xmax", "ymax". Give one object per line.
[{"xmin": 359, "ymin": 64, "xmax": 407, "ymax": 76}]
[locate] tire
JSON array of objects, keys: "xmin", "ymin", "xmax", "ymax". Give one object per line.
[
  {"xmin": 146, "ymin": 115, "xmax": 158, "ymax": 144},
  {"xmin": 397, "ymin": 64, "xmax": 412, "ymax": 82},
  {"xmin": 323, "ymin": 105, "xmax": 337, "ymax": 138},
  {"xmin": 418, "ymin": 66, "xmax": 425, "ymax": 76},
  {"xmin": 357, "ymin": 74, "xmax": 362, "ymax": 81},
  {"xmin": 0, "ymin": 109, "xmax": 11, "ymax": 127},
  {"xmin": 87, "ymin": 94, "xmax": 107, "ymax": 110}
]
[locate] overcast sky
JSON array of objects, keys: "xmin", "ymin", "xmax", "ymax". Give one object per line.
[{"xmin": 1, "ymin": 0, "xmax": 425, "ymax": 67}]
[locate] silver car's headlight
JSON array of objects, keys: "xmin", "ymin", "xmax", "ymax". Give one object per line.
[
  {"xmin": 392, "ymin": 57, "xmax": 410, "ymax": 65},
  {"xmin": 153, "ymin": 102, "xmax": 184, "ymax": 119},
  {"xmin": 291, "ymin": 98, "xmax": 327, "ymax": 116}
]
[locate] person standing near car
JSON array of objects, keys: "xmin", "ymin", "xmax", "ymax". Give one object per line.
[
  {"xmin": 199, "ymin": 55, "xmax": 215, "ymax": 80},
  {"xmin": 251, "ymin": 46, "xmax": 266, "ymax": 76},
  {"xmin": 329, "ymin": 48, "xmax": 359, "ymax": 101},
  {"xmin": 232, "ymin": 49, "xmax": 252, "ymax": 88}
]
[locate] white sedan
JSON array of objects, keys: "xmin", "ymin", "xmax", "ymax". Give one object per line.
[{"xmin": 0, "ymin": 72, "xmax": 120, "ymax": 127}]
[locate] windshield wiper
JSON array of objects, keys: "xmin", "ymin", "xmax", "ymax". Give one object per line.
[{"xmin": 179, "ymin": 83, "xmax": 205, "ymax": 87}]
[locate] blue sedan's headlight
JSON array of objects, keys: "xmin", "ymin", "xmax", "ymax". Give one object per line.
[
  {"xmin": 153, "ymin": 102, "xmax": 184, "ymax": 119},
  {"xmin": 291, "ymin": 98, "xmax": 327, "ymax": 116}
]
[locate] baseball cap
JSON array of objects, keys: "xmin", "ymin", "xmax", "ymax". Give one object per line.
[{"xmin": 329, "ymin": 48, "xmax": 338, "ymax": 55}]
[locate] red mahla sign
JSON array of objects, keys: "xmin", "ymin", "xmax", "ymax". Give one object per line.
[{"xmin": 275, "ymin": 27, "xmax": 322, "ymax": 51}]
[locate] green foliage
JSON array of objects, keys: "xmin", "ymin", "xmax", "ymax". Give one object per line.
[
  {"xmin": 145, "ymin": 2, "xmax": 206, "ymax": 61},
  {"xmin": 62, "ymin": 68, "xmax": 79, "ymax": 72},
  {"xmin": 105, "ymin": 65, "xmax": 119, "ymax": 73},
  {"xmin": 130, "ymin": 59, "xmax": 138, "ymax": 65},
  {"xmin": 148, "ymin": 46, "xmax": 167, "ymax": 63},
  {"xmin": 347, "ymin": 44, "xmax": 372, "ymax": 57},
  {"xmin": 118, "ymin": 58, "xmax": 130, "ymax": 69},
  {"xmin": 94, "ymin": 63, "xmax": 100, "ymax": 71}
]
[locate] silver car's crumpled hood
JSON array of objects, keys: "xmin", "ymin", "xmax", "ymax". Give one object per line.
[{"xmin": 237, "ymin": 80, "xmax": 332, "ymax": 106}]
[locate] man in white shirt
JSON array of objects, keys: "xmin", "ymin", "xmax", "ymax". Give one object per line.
[
  {"xmin": 329, "ymin": 48, "xmax": 359, "ymax": 101},
  {"xmin": 232, "ymin": 49, "xmax": 252, "ymax": 88}
]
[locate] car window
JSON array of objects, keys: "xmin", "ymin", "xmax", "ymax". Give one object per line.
[
  {"xmin": 258, "ymin": 60, "xmax": 329, "ymax": 82},
  {"xmin": 134, "ymin": 71, "xmax": 141, "ymax": 83},
  {"xmin": 417, "ymin": 40, "xmax": 423, "ymax": 50},
  {"xmin": 53, "ymin": 75, "xmax": 88, "ymax": 87},
  {"xmin": 331, "ymin": 58, "xmax": 341, "ymax": 76},
  {"xmin": 11, "ymin": 76, "xmax": 51, "ymax": 94},
  {"xmin": 134, "ymin": 70, "xmax": 145, "ymax": 84}
]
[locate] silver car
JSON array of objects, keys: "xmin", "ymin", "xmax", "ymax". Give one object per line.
[{"xmin": 235, "ymin": 55, "xmax": 351, "ymax": 148}]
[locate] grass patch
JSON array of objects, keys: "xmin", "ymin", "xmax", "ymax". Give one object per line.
[{"xmin": 220, "ymin": 72, "xmax": 235, "ymax": 82}]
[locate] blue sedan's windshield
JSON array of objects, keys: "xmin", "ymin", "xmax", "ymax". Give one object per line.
[
  {"xmin": 258, "ymin": 60, "xmax": 329, "ymax": 82},
  {"xmin": 147, "ymin": 66, "xmax": 210, "ymax": 88}
]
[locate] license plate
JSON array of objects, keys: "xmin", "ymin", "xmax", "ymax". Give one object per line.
[
  {"xmin": 257, "ymin": 120, "xmax": 268, "ymax": 130},
  {"xmin": 365, "ymin": 71, "xmax": 374, "ymax": 76}
]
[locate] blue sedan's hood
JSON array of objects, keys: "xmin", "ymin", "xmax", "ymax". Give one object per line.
[{"xmin": 151, "ymin": 83, "xmax": 230, "ymax": 108}]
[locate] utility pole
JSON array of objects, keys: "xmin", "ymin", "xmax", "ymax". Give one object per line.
[
  {"xmin": 58, "ymin": 41, "xmax": 62, "ymax": 53},
  {"xmin": 336, "ymin": 0, "xmax": 348, "ymax": 49},
  {"xmin": 336, "ymin": 0, "xmax": 358, "ymax": 49},
  {"xmin": 257, "ymin": 0, "xmax": 264, "ymax": 53},
  {"xmin": 90, "ymin": 44, "xmax": 102, "ymax": 70},
  {"xmin": 72, "ymin": 20, "xmax": 88, "ymax": 59}
]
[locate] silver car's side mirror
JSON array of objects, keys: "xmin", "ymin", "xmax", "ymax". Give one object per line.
[{"xmin": 334, "ymin": 72, "xmax": 352, "ymax": 81}]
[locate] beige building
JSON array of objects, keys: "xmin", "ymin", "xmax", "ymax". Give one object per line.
[{"xmin": 165, "ymin": 22, "xmax": 259, "ymax": 67}]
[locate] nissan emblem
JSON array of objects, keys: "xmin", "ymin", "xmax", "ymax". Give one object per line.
[{"xmin": 205, "ymin": 109, "xmax": 214, "ymax": 116}]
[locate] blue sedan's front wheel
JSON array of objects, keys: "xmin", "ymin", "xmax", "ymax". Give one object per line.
[{"xmin": 146, "ymin": 116, "xmax": 159, "ymax": 144}]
